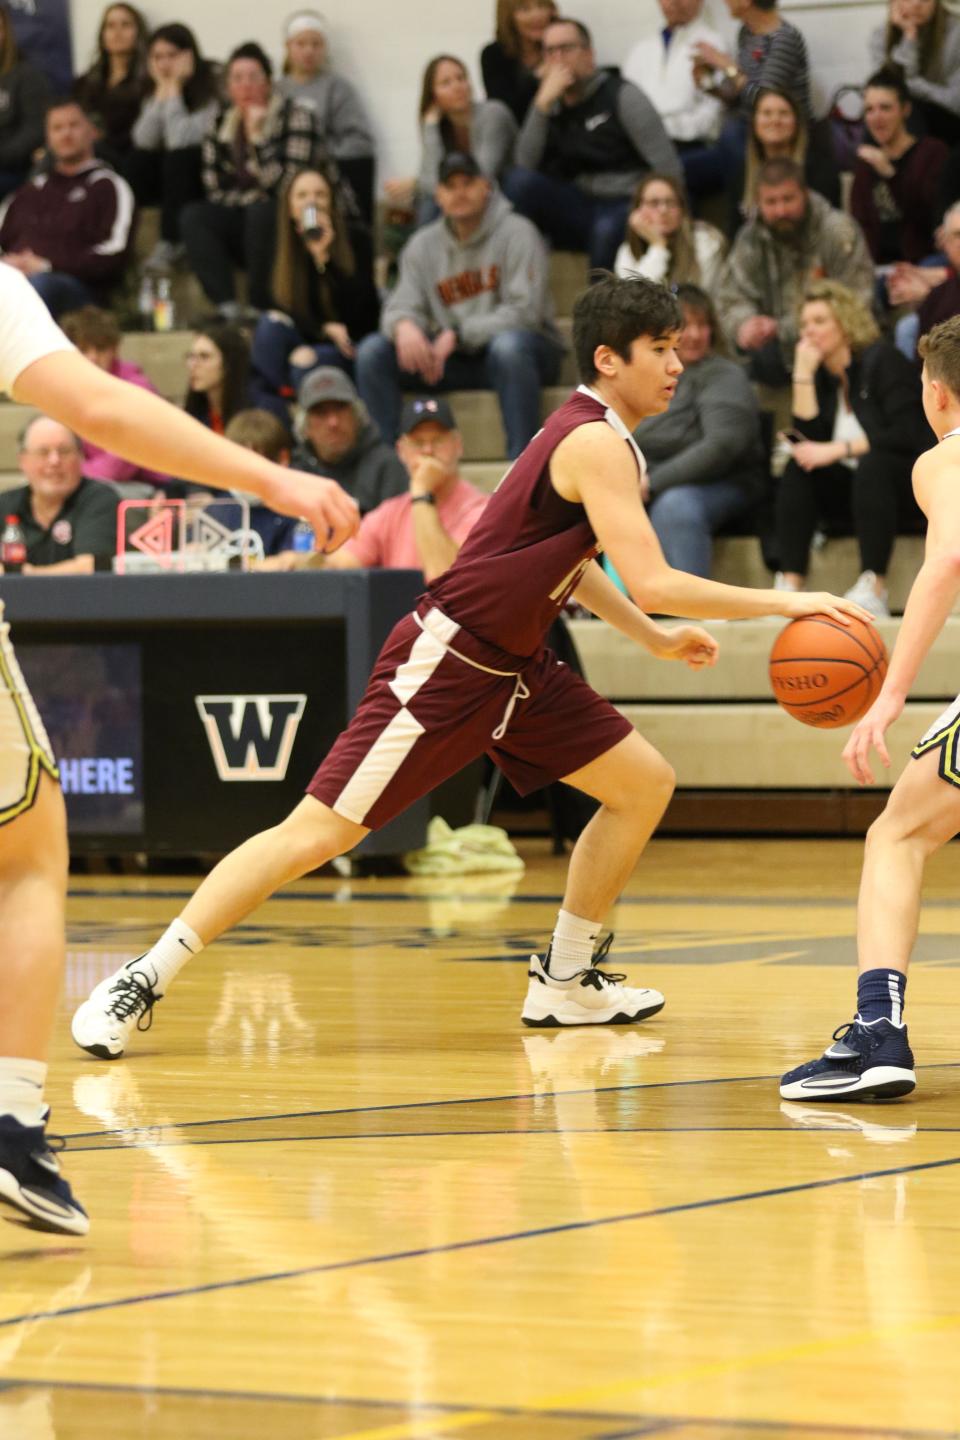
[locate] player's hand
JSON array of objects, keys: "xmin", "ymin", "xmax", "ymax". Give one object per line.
[
  {"xmin": 649, "ymin": 624, "xmax": 719, "ymax": 669},
  {"xmin": 777, "ymin": 591, "xmax": 875, "ymax": 626},
  {"xmin": 842, "ymin": 691, "xmax": 903, "ymax": 785},
  {"xmin": 266, "ymin": 468, "xmax": 359, "ymax": 553}
]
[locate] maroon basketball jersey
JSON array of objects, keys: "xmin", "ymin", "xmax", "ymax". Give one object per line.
[{"xmin": 428, "ymin": 386, "xmax": 645, "ymax": 657}]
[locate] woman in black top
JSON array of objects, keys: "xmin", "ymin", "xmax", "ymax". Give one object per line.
[
  {"xmin": 775, "ymin": 280, "xmax": 928, "ymax": 616},
  {"xmin": 73, "ymin": 2, "xmax": 148, "ymax": 173},
  {"xmin": 481, "ymin": 0, "xmax": 557, "ymax": 125},
  {"xmin": 0, "ymin": 2, "xmax": 50, "ymax": 198},
  {"xmin": 251, "ymin": 166, "xmax": 379, "ymax": 400}
]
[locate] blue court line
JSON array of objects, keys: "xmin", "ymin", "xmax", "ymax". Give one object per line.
[
  {"xmin": 5, "ymin": 1150, "xmax": 960, "ymax": 1333},
  {"xmin": 64, "ymin": 1124, "xmax": 935, "ymax": 1155},
  {"xmin": 60, "ymin": 1061, "xmax": 960, "ymax": 1146},
  {"xmin": 1, "ymin": 1380, "xmax": 954, "ymax": 1440}
]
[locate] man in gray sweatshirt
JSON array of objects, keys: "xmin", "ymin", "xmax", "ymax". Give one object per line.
[
  {"xmin": 355, "ymin": 151, "xmax": 564, "ymax": 460},
  {"xmin": 290, "ymin": 367, "xmax": 408, "ymax": 514}
]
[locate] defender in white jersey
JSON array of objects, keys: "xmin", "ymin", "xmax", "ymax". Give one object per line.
[
  {"xmin": 0, "ymin": 264, "xmax": 360, "ymax": 1235},
  {"xmin": 782, "ymin": 315, "xmax": 960, "ymax": 1103}
]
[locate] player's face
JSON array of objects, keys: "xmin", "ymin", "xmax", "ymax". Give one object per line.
[
  {"xmin": 286, "ymin": 29, "xmax": 326, "ymax": 77},
  {"xmin": 305, "ymin": 402, "xmax": 359, "ymax": 463},
  {"xmin": 607, "ymin": 331, "xmax": 683, "ymax": 420},
  {"xmin": 920, "ymin": 363, "xmax": 949, "ymax": 434},
  {"xmin": 20, "ymin": 420, "xmax": 83, "ymax": 503}
]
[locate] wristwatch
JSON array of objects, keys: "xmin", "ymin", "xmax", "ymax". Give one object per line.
[
  {"xmin": 411, "ymin": 493, "xmax": 436, "ymax": 506},
  {"xmin": 724, "ymin": 63, "xmax": 739, "ymax": 81}
]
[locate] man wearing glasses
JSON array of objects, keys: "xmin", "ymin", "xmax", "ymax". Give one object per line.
[
  {"xmin": 1, "ymin": 417, "xmax": 120, "ymax": 574},
  {"xmin": 504, "ymin": 17, "xmax": 681, "ymax": 270}
]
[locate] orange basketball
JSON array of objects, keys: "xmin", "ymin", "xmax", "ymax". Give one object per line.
[{"xmin": 769, "ymin": 613, "xmax": 888, "ymax": 729}]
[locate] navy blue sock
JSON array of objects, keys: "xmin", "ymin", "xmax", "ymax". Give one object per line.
[{"xmin": 857, "ymin": 968, "xmax": 907, "ymax": 1026}]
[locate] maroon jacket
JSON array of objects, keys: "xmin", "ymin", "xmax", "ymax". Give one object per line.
[
  {"xmin": 0, "ymin": 162, "xmax": 135, "ymax": 290},
  {"xmin": 850, "ymin": 136, "xmax": 948, "ymax": 264}
]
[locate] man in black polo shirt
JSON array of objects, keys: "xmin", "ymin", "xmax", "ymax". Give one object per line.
[
  {"xmin": 4, "ymin": 416, "xmax": 119, "ymax": 573},
  {"xmin": 503, "ymin": 16, "xmax": 681, "ymax": 271}
]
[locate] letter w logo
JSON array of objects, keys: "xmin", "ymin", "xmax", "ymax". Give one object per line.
[{"xmin": 195, "ymin": 695, "xmax": 307, "ymax": 781}]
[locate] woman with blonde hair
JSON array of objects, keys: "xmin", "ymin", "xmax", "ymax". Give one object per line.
[
  {"xmin": 252, "ymin": 166, "xmax": 379, "ymax": 399},
  {"xmin": 869, "ymin": 0, "xmax": 960, "ymax": 142},
  {"xmin": 481, "ymin": 0, "xmax": 557, "ymax": 124},
  {"xmin": 775, "ymin": 279, "xmax": 928, "ymax": 615},
  {"xmin": 614, "ymin": 173, "xmax": 726, "ymax": 292},
  {"xmin": 0, "ymin": 1, "xmax": 51, "ymax": 198}
]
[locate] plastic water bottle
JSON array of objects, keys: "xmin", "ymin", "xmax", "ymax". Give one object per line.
[
  {"xmin": 292, "ymin": 520, "xmax": 314, "ymax": 553},
  {"xmin": 153, "ymin": 277, "xmax": 175, "ymax": 333},
  {"xmin": 138, "ymin": 275, "xmax": 154, "ymax": 331},
  {"xmin": 1, "ymin": 514, "xmax": 26, "ymax": 573}
]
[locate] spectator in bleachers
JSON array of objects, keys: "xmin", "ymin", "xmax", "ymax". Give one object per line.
[
  {"xmin": 869, "ymin": 0, "xmax": 960, "ymax": 144},
  {"xmin": 481, "ymin": 0, "xmax": 557, "ymax": 127},
  {"xmin": 894, "ymin": 200, "xmax": 960, "ymax": 359},
  {"xmin": 385, "ymin": 56, "xmax": 517, "ymax": 228},
  {"xmin": 503, "ymin": 17, "xmax": 680, "ymax": 272},
  {"xmin": 622, "ymin": 0, "xmax": 724, "ymax": 192},
  {"xmin": 251, "ymin": 166, "xmax": 380, "ymax": 401},
  {"xmin": 3, "ymin": 416, "xmax": 120, "ymax": 574},
  {"xmin": 128, "ymin": 24, "xmax": 221, "ymax": 276},
  {"xmin": 180, "ymin": 41, "xmax": 326, "ymax": 319},
  {"xmin": 276, "ymin": 11, "xmax": 376, "ymax": 223},
  {"xmin": 775, "ymin": 279, "xmax": 927, "ymax": 617},
  {"xmin": 716, "ymin": 158, "xmax": 874, "ymax": 388},
  {"xmin": 270, "ymin": 395, "xmax": 487, "ymax": 579},
  {"xmin": 0, "ymin": 99, "xmax": 135, "ymax": 318},
  {"xmin": 686, "ymin": 0, "xmax": 811, "ymax": 192},
  {"xmin": 183, "ymin": 323, "xmax": 289, "ymax": 434},
  {"xmin": 61, "ymin": 306, "xmax": 169, "ymax": 491},
  {"xmin": 73, "ymin": 2, "xmax": 148, "ymax": 174},
  {"xmin": 223, "ymin": 408, "xmax": 302, "ymax": 557},
  {"xmin": 357, "ymin": 151, "xmax": 563, "ymax": 460},
  {"xmin": 614, "ymin": 173, "xmax": 725, "ymax": 292},
  {"xmin": 635, "ymin": 283, "xmax": 763, "ymax": 579},
  {"xmin": 851, "ymin": 68, "xmax": 947, "ymax": 268},
  {"xmin": 0, "ymin": 2, "xmax": 51, "ymax": 200},
  {"xmin": 290, "ymin": 367, "xmax": 408, "ymax": 514},
  {"xmin": 729, "ymin": 87, "xmax": 840, "ymax": 237}
]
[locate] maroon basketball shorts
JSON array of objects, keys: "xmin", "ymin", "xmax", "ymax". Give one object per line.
[{"xmin": 308, "ymin": 604, "xmax": 634, "ymax": 831}]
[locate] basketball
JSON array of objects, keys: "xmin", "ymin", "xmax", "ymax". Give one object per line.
[{"xmin": 769, "ymin": 613, "xmax": 888, "ymax": 729}]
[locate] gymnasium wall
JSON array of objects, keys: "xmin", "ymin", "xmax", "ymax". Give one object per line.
[{"xmin": 68, "ymin": 0, "xmax": 885, "ymax": 179}]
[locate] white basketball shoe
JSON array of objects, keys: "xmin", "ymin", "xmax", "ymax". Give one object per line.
[
  {"xmin": 521, "ymin": 935, "xmax": 665, "ymax": 1027},
  {"xmin": 71, "ymin": 956, "xmax": 162, "ymax": 1060}
]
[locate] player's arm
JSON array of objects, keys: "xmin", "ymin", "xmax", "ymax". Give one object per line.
[
  {"xmin": 843, "ymin": 447, "xmax": 960, "ymax": 783},
  {"xmin": 573, "ymin": 560, "xmax": 719, "ymax": 669},
  {"xmin": 552, "ymin": 424, "xmax": 871, "ymax": 623},
  {"xmin": 11, "ymin": 351, "xmax": 360, "ymax": 552}
]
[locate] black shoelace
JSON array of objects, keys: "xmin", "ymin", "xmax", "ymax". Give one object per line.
[
  {"xmin": 578, "ymin": 932, "xmax": 626, "ymax": 990},
  {"xmin": 106, "ymin": 973, "xmax": 158, "ymax": 1032}
]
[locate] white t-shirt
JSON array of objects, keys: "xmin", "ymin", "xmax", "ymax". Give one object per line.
[{"xmin": 0, "ymin": 263, "xmax": 74, "ymax": 396}]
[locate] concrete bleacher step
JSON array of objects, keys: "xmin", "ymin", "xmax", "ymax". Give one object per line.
[
  {"xmin": 712, "ymin": 536, "xmax": 927, "ymax": 615},
  {"xmin": 460, "ymin": 461, "xmax": 508, "ymax": 494},
  {"xmin": 548, "ymin": 252, "xmax": 590, "ymax": 316}
]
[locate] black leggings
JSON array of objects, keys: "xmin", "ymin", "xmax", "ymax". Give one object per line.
[
  {"xmin": 776, "ymin": 452, "xmax": 922, "ymax": 576},
  {"xmin": 124, "ymin": 147, "xmax": 205, "ymax": 243}
]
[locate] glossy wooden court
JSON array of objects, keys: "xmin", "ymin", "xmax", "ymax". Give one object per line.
[{"xmin": 4, "ymin": 838, "xmax": 960, "ymax": 1439}]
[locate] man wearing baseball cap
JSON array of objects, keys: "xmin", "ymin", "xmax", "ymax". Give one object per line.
[
  {"xmin": 289, "ymin": 393, "xmax": 487, "ymax": 580},
  {"xmin": 355, "ymin": 151, "xmax": 564, "ymax": 460},
  {"xmin": 292, "ymin": 367, "xmax": 407, "ymax": 514}
]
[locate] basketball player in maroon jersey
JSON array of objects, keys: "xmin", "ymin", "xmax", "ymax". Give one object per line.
[{"xmin": 73, "ymin": 276, "xmax": 871, "ymax": 1056}]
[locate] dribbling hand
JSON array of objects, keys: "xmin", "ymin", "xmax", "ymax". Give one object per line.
[
  {"xmin": 778, "ymin": 591, "xmax": 875, "ymax": 627},
  {"xmin": 842, "ymin": 691, "xmax": 903, "ymax": 785}
]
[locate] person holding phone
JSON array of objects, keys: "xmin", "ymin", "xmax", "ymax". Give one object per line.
[{"xmin": 251, "ymin": 166, "xmax": 381, "ymax": 402}]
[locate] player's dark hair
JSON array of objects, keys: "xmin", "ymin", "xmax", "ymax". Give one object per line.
[
  {"xmin": 756, "ymin": 156, "xmax": 805, "ymax": 190},
  {"xmin": 919, "ymin": 315, "xmax": 960, "ymax": 398},
  {"xmin": 572, "ymin": 275, "xmax": 681, "ymax": 382}
]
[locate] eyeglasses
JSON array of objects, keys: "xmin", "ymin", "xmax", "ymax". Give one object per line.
[
  {"xmin": 543, "ymin": 40, "xmax": 584, "ymax": 55},
  {"xmin": 23, "ymin": 445, "xmax": 78, "ymax": 460},
  {"xmin": 642, "ymin": 196, "xmax": 681, "ymax": 209}
]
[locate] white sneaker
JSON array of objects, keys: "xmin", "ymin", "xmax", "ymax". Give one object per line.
[
  {"xmin": 521, "ymin": 942, "xmax": 665, "ymax": 1027},
  {"xmin": 844, "ymin": 570, "xmax": 890, "ymax": 619},
  {"xmin": 71, "ymin": 956, "xmax": 162, "ymax": 1060}
]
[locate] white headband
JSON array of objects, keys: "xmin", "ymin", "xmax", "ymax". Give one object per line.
[{"xmin": 285, "ymin": 11, "xmax": 326, "ymax": 39}]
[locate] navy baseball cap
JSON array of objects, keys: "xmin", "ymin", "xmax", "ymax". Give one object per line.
[
  {"xmin": 437, "ymin": 151, "xmax": 483, "ymax": 184},
  {"xmin": 399, "ymin": 396, "xmax": 457, "ymax": 435}
]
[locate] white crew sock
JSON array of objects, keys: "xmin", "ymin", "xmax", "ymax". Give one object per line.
[
  {"xmin": 548, "ymin": 909, "xmax": 602, "ymax": 980},
  {"xmin": 0, "ymin": 1057, "xmax": 47, "ymax": 1127},
  {"xmin": 134, "ymin": 917, "xmax": 203, "ymax": 995}
]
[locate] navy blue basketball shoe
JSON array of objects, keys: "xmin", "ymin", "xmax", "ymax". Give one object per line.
[
  {"xmin": 0, "ymin": 1113, "xmax": 89, "ymax": 1235},
  {"xmin": 780, "ymin": 1018, "xmax": 916, "ymax": 1102}
]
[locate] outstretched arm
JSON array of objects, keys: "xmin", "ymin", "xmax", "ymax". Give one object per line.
[
  {"xmin": 573, "ymin": 560, "xmax": 718, "ymax": 668},
  {"xmin": 12, "ymin": 350, "xmax": 360, "ymax": 551}
]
